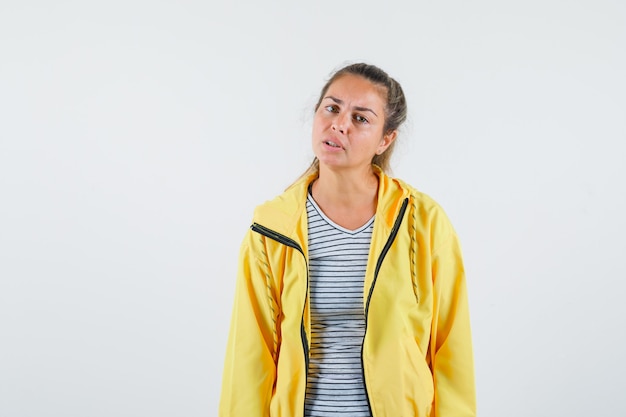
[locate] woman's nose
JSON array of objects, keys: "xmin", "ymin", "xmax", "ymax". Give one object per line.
[{"xmin": 332, "ymin": 113, "xmax": 348, "ymax": 134}]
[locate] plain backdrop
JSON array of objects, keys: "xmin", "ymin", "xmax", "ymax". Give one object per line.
[{"xmin": 1, "ymin": 1, "xmax": 625, "ymax": 416}]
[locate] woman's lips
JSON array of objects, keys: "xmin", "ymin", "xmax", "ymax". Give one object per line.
[{"xmin": 323, "ymin": 140, "xmax": 342, "ymax": 149}]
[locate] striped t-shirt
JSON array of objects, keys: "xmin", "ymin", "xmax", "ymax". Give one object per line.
[{"xmin": 304, "ymin": 193, "xmax": 374, "ymax": 417}]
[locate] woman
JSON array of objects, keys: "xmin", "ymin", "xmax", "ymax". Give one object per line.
[{"xmin": 219, "ymin": 63, "xmax": 476, "ymax": 417}]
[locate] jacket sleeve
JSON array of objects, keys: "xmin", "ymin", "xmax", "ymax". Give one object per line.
[
  {"xmin": 219, "ymin": 230, "xmax": 278, "ymax": 417},
  {"xmin": 429, "ymin": 218, "xmax": 476, "ymax": 417}
]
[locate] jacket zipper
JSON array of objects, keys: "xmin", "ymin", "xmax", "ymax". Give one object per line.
[
  {"xmin": 251, "ymin": 196, "xmax": 408, "ymax": 417},
  {"xmin": 250, "ymin": 222, "xmax": 310, "ymax": 414},
  {"xmin": 361, "ymin": 198, "xmax": 409, "ymax": 417}
]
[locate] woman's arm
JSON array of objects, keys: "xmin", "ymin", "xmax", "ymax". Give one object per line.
[
  {"xmin": 219, "ymin": 231, "xmax": 278, "ymax": 417},
  {"xmin": 429, "ymin": 221, "xmax": 476, "ymax": 417}
]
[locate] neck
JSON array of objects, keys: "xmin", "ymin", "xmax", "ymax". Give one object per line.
[{"xmin": 312, "ymin": 164, "xmax": 379, "ymax": 209}]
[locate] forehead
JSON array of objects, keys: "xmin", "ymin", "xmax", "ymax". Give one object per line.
[{"xmin": 325, "ymin": 74, "xmax": 387, "ymax": 109}]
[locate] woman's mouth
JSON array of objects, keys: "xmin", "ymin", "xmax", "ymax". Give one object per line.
[{"xmin": 324, "ymin": 140, "xmax": 341, "ymax": 148}]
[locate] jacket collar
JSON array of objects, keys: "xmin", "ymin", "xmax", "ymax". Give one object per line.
[{"xmin": 252, "ymin": 165, "xmax": 410, "ymax": 239}]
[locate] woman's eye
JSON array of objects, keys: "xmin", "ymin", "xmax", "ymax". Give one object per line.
[
  {"xmin": 354, "ymin": 114, "xmax": 368, "ymax": 124},
  {"xmin": 324, "ymin": 105, "xmax": 338, "ymax": 113}
]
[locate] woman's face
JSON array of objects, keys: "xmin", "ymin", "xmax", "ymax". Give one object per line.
[{"xmin": 312, "ymin": 74, "xmax": 396, "ymax": 173}]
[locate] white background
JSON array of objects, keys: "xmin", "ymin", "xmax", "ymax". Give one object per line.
[{"xmin": 1, "ymin": 1, "xmax": 625, "ymax": 416}]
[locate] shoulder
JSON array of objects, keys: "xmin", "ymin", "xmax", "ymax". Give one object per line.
[
  {"xmin": 388, "ymin": 174, "xmax": 457, "ymax": 243},
  {"xmin": 250, "ymin": 173, "xmax": 314, "ymax": 237}
]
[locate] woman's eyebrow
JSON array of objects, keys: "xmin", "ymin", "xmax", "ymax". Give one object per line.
[{"xmin": 324, "ymin": 95, "xmax": 378, "ymax": 117}]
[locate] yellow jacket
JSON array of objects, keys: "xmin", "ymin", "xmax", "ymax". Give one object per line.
[{"xmin": 220, "ymin": 168, "xmax": 476, "ymax": 417}]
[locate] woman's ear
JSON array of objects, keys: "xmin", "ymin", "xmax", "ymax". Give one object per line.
[{"xmin": 377, "ymin": 130, "xmax": 398, "ymax": 155}]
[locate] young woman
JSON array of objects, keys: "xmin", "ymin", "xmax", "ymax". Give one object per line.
[{"xmin": 219, "ymin": 63, "xmax": 476, "ymax": 417}]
